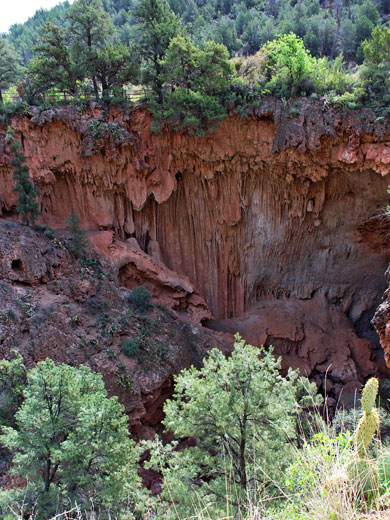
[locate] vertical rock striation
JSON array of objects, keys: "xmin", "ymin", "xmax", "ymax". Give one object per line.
[{"xmin": 1, "ymin": 100, "xmax": 390, "ymax": 392}]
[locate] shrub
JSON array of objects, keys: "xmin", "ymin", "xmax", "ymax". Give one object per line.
[
  {"xmin": 150, "ymin": 88, "xmax": 227, "ymax": 136},
  {"xmin": 128, "ymin": 285, "xmax": 153, "ymax": 312},
  {"xmin": 120, "ymin": 337, "xmax": 141, "ymax": 358},
  {"xmin": 65, "ymin": 212, "xmax": 88, "ymax": 258}
]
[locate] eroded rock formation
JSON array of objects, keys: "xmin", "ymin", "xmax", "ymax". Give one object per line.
[
  {"xmin": 0, "ymin": 220, "xmax": 228, "ymax": 435},
  {"xmin": 1, "ymin": 99, "xmax": 390, "ymax": 396}
]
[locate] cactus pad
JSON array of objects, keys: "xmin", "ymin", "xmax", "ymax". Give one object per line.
[
  {"xmin": 361, "ymin": 378, "xmax": 379, "ymax": 414},
  {"xmin": 356, "ymin": 378, "xmax": 380, "ymax": 458}
]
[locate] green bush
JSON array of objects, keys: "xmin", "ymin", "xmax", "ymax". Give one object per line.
[
  {"xmin": 128, "ymin": 285, "xmax": 153, "ymax": 312},
  {"xmin": 120, "ymin": 337, "xmax": 141, "ymax": 358},
  {"xmin": 150, "ymin": 87, "xmax": 227, "ymax": 136},
  {"xmin": 65, "ymin": 212, "xmax": 88, "ymax": 258},
  {"xmin": 259, "ymin": 33, "xmax": 317, "ymax": 98}
]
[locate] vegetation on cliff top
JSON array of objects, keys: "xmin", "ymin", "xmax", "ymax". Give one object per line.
[{"xmin": 1, "ymin": 0, "xmax": 390, "ymax": 135}]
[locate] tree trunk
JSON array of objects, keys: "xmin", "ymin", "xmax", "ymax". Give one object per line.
[
  {"xmin": 239, "ymin": 413, "xmax": 247, "ymax": 491},
  {"xmin": 0, "ymin": 89, "xmax": 3, "ymax": 105},
  {"xmin": 87, "ymin": 29, "xmax": 99, "ymax": 102},
  {"xmin": 44, "ymin": 459, "xmax": 51, "ymax": 492},
  {"xmin": 92, "ymin": 76, "xmax": 100, "ymax": 102}
]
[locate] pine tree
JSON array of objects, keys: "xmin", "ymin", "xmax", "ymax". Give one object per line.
[
  {"xmin": 28, "ymin": 22, "xmax": 80, "ymax": 97},
  {"xmin": 6, "ymin": 127, "xmax": 39, "ymax": 226}
]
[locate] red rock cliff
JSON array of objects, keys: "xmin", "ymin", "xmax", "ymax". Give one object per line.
[{"xmin": 1, "ymin": 100, "xmax": 390, "ymax": 398}]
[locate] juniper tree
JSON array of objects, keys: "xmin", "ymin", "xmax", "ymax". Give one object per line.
[
  {"xmin": 0, "ymin": 359, "xmax": 145, "ymax": 518},
  {"xmin": 28, "ymin": 22, "xmax": 80, "ymax": 97},
  {"xmin": 6, "ymin": 127, "xmax": 39, "ymax": 226},
  {"xmin": 133, "ymin": 0, "xmax": 182, "ymax": 98}
]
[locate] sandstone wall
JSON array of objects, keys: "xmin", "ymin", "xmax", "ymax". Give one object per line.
[{"xmin": 1, "ymin": 100, "xmax": 390, "ymax": 394}]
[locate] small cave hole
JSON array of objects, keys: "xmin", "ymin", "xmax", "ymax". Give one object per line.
[{"xmin": 11, "ymin": 259, "xmax": 24, "ymax": 274}]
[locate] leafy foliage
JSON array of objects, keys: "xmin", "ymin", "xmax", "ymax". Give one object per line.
[{"xmin": 259, "ymin": 33, "xmax": 317, "ymax": 97}]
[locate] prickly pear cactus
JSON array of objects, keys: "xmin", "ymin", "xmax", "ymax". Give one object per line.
[{"xmin": 356, "ymin": 377, "xmax": 380, "ymax": 458}]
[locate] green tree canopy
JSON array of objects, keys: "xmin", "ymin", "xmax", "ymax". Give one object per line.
[
  {"xmin": 260, "ymin": 32, "xmax": 316, "ymax": 96},
  {"xmin": 133, "ymin": 0, "xmax": 182, "ymax": 96},
  {"xmin": 67, "ymin": 0, "xmax": 115, "ymax": 100},
  {"xmin": 0, "ymin": 359, "xmax": 144, "ymax": 518},
  {"xmin": 161, "ymin": 35, "xmax": 232, "ymax": 94},
  {"xmin": 28, "ymin": 22, "xmax": 80, "ymax": 97},
  {"xmin": 147, "ymin": 335, "xmax": 310, "ymax": 517},
  {"xmin": 94, "ymin": 41, "xmax": 139, "ymax": 101}
]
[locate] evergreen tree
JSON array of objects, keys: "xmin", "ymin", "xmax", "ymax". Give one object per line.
[
  {"xmin": 28, "ymin": 22, "xmax": 80, "ymax": 97},
  {"xmin": 133, "ymin": 0, "xmax": 182, "ymax": 97},
  {"xmin": 147, "ymin": 335, "xmax": 309, "ymax": 517},
  {"xmin": 6, "ymin": 127, "xmax": 39, "ymax": 226},
  {"xmin": 67, "ymin": 0, "xmax": 115, "ymax": 100},
  {"xmin": 0, "ymin": 359, "xmax": 144, "ymax": 518},
  {"xmin": 94, "ymin": 41, "xmax": 139, "ymax": 101},
  {"xmin": 0, "ymin": 38, "xmax": 22, "ymax": 105}
]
